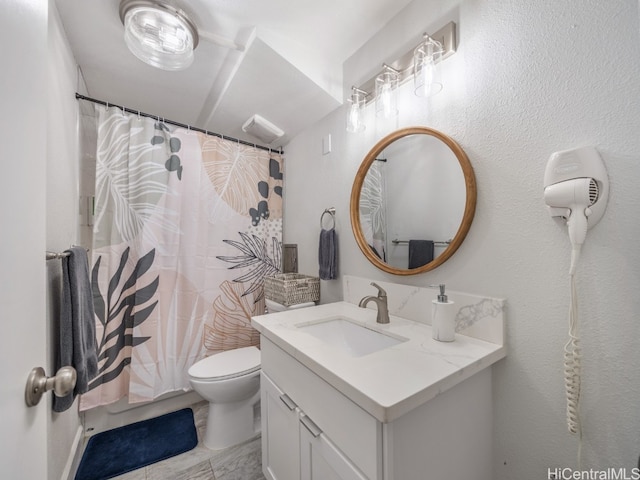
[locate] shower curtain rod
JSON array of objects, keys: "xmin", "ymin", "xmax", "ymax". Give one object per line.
[{"xmin": 75, "ymin": 93, "xmax": 283, "ymax": 154}]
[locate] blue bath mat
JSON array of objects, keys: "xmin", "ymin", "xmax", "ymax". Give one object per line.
[{"xmin": 74, "ymin": 408, "xmax": 198, "ymax": 480}]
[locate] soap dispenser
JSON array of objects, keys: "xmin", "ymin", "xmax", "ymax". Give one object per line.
[{"xmin": 431, "ymin": 284, "xmax": 456, "ymax": 342}]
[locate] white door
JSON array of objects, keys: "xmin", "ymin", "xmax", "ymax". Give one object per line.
[
  {"xmin": 0, "ymin": 1, "xmax": 48, "ymax": 478},
  {"xmin": 299, "ymin": 415, "xmax": 368, "ymax": 480},
  {"xmin": 261, "ymin": 372, "xmax": 301, "ymax": 480}
]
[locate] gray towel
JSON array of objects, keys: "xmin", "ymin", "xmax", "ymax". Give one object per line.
[
  {"xmin": 318, "ymin": 228, "xmax": 338, "ymax": 280},
  {"xmin": 408, "ymin": 240, "xmax": 434, "ymax": 269},
  {"xmin": 53, "ymin": 247, "xmax": 98, "ymax": 412}
]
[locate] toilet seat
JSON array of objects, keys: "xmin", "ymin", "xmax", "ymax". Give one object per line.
[{"xmin": 188, "ymin": 346, "xmax": 260, "ymax": 381}]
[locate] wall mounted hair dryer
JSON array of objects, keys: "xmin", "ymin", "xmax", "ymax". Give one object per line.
[
  {"xmin": 544, "ymin": 177, "xmax": 599, "ymax": 258},
  {"xmin": 543, "ymin": 146, "xmax": 609, "ymax": 273},
  {"xmin": 543, "ymin": 146, "xmax": 608, "ymax": 444}
]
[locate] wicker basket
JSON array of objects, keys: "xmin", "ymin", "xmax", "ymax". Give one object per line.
[{"xmin": 264, "ymin": 273, "xmax": 320, "ymax": 306}]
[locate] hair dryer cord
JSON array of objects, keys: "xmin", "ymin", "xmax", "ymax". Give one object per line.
[{"xmin": 564, "ymin": 264, "xmax": 583, "ymax": 467}]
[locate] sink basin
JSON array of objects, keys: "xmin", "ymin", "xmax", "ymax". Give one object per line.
[{"xmin": 297, "ymin": 316, "xmax": 408, "ymax": 357}]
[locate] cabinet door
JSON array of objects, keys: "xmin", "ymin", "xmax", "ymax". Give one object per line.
[
  {"xmin": 300, "ymin": 414, "xmax": 368, "ymax": 480},
  {"xmin": 261, "ymin": 372, "xmax": 301, "ymax": 480}
]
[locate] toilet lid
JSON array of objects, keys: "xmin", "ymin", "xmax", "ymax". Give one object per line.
[
  {"xmin": 266, "ymin": 298, "xmax": 316, "ymax": 312},
  {"xmin": 188, "ymin": 346, "xmax": 261, "ymax": 380}
]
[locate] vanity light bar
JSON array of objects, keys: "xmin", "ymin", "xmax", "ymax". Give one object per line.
[{"xmin": 355, "ymin": 21, "xmax": 457, "ymax": 104}]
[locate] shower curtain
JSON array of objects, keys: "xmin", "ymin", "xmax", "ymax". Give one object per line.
[
  {"xmin": 80, "ymin": 106, "xmax": 283, "ymax": 410},
  {"xmin": 359, "ymin": 160, "xmax": 388, "ymax": 261}
]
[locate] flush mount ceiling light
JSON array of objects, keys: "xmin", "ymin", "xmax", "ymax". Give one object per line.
[{"xmin": 119, "ymin": 0, "xmax": 199, "ymax": 71}]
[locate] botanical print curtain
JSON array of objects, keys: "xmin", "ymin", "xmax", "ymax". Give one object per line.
[
  {"xmin": 359, "ymin": 160, "xmax": 388, "ymax": 261},
  {"xmin": 80, "ymin": 106, "xmax": 283, "ymax": 410}
]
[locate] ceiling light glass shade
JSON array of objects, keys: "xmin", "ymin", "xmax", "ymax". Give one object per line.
[
  {"xmin": 120, "ymin": 0, "xmax": 199, "ymax": 71},
  {"xmin": 375, "ymin": 67, "xmax": 399, "ymax": 118},
  {"xmin": 414, "ymin": 35, "xmax": 443, "ymax": 97},
  {"xmin": 346, "ymin": 88, "xmax": 367, "ymax": 133}
]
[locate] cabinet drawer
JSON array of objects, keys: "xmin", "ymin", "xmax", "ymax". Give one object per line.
[{"xmin": 261, "ymin": 337, "xmax": 382, "ymax": 480}]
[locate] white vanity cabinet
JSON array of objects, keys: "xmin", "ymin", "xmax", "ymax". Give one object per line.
[
  {"xmin": 261, "ymin": 360, "xmax": 371, "ymax": 479},
  {"xmin": 261, "ymin": 337, "xmax": 381, "ymax": 479},
  {"xmin": 262, "ymin": 370, "xmax": 367, "ymax": 480},
  {"xmin": 260, "ymin": 336, "xmax": 494, "ymax": 480}
]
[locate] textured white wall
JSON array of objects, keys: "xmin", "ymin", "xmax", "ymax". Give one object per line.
[{"xmin": 284, "ymin": 0, "xmax": 640, "ymax": 475}]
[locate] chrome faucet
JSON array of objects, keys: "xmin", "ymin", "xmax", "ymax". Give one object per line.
[{"xmin": 358, "ymin": 282, "xmax": 390, "ymax": 324}]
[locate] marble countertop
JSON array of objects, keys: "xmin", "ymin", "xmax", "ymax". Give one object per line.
[{"xmin": 252, "ymin": 301, "xmax": 506, "ymax": 423}]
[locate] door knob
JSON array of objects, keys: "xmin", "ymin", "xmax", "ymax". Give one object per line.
[{"xmin": 25, "ymin": 366, "xmax": 77, "ymax": 407}]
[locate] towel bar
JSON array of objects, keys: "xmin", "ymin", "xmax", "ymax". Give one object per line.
[
  {"xmin": 46, "ymin": 247, "xmax": 89, "ymax": 260},
  {"xmin": 391, "ymin": 239, "xmax": 451, "ymax": 247},
  {"xmin": 46, "ymin": 251, "xmax": 70, "ymax": 260}
]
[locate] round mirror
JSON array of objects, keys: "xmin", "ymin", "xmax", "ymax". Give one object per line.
[{"xmin": 350, "ymin": 126, "xmax": 476, "ymax": 275}]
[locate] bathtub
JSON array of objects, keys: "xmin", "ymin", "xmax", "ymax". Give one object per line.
[{"xmin": 82, "ymin": 390, "xmax": 203, "ymax": 437}]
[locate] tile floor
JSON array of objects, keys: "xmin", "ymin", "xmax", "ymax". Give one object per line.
[{"xmin": 108, "ymin": 401, "xmax": 267, "ymax": 480}]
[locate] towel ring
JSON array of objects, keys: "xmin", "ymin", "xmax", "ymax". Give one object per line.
[{"xmin": 320, "ymin": 207, "xmax": 336, "ymax": 229}]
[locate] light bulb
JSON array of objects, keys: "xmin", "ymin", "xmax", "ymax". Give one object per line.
[
  {"xmin": 414, "ymin": 35, "xmax": 443, "ymax": 97},
  {"xmin": 346, "ymin": 87, "xmax": 366, "ymax": 133},
  {"xmin": 380, "ymin": 83, "xmax": 392, "ymax": 116},
  {"xmin": 375, "ymin": 67, "xmax": 399, "ymax": 118}
]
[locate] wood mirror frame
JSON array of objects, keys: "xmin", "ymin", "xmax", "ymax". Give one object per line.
[{"xmin": 349, "ymin": 126, "xmax": 477, "ymax": 275}]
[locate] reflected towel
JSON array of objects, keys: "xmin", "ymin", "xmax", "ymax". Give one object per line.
[
  {"xmin": 408, "ymin": 240, "xmax": 434, "ymax": 269},
  {"xmin": 53, "ymin": 247, "xmax": 98, "ymax": 412},
  {"xmin": 319, "ymin": 228, "xmax": 338, "ymax": 280}
]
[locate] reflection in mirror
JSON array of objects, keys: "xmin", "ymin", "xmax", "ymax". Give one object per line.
[
  {"xmin": 350, "ymin": 127, "xmax": 476, "ymax": 276},
  {"xmin": 359, "ymin": 159, "xmax": 388, "ymax": 261},
  {"xmin": 361, "ymin": 134, "xmax": 466, "ymax": 268}
]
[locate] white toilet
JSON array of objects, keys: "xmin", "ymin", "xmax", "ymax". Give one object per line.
[
  {"xmin": 188, "ymin": 346, "xmax": 261, "ymax": 450},
  {"xmin": 188, "ymin": 300, "xmax": 315, "ymax": 450},
  {"xmin": 265, "ymin": 298, "xmax": 315, "ymax": 313}
]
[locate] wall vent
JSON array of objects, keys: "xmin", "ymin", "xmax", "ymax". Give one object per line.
[{"xmin": 242, "ymin": 114, "xmax": 284, "ymax": 144}]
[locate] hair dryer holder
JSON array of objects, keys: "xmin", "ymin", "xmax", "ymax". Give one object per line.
[{"xmin": 543, "ymin": 146, "xmax": 609, "ymax": 230}]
